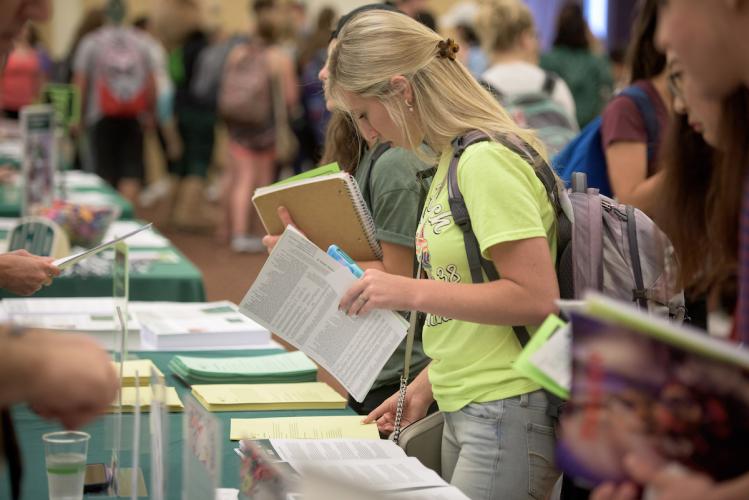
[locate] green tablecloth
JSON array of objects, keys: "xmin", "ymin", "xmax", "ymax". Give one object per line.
[
  {"xmin": 4, "ymin": 348, "xmax": 355, "ymax": 499},
  {"xmin": 0, "ymin": 244, "xmax": 205, "ymax": 302},
  {"xmin": 0, "ymin": 184, "xmax": 134, "ymax": 220}
]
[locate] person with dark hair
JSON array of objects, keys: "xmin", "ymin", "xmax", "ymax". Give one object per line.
[
  {"xmin": 0, "ymin": 24, "xmax": 45, "ymax": 119},
  {"xmin": 599, "ymin": 0, "xmax": 670, "ymax": 212},
  {"xmin": 541, "ymin": 2, "xmax": 612, "ymax": 127},
  {"xmin": 264, "ymin": 4, "xmax": 433, "ymax": 417}
]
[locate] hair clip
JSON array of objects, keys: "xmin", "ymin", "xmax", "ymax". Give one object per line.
[{"xmin": 436, "ymin": 38, "xmax": 460, "ymax": 61}]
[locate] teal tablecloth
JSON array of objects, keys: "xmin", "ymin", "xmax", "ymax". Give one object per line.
[
  {"xmin": 0, "ymin": 244, "xmax": 205, "ymax": 302},
  {"xmin": 0, "ymin": 183, "xmax": 134, "ymax": 220},
  {"xmin": 4, "ymin": 349, "xmax": 355, "ymax": 499}
]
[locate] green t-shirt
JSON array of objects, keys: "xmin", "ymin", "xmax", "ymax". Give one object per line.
[
  {"xmin": 540, "ymin": 47, "xmax": 613, "ymax": 127},
  {"xmin": 354, "ymin": 144, "xmax": 432, "ymax": 390},
  {"xmin": 416, "ymin": 141, "xmax": 557, "ymax": 412}
]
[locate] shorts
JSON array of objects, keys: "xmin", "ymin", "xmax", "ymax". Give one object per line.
[{"xmin": 92, "ymin": 117, "xmax": 144, "ymax": 186}]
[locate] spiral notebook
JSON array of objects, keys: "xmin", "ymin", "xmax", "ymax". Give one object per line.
[{"xmin": 252, "ymin": 172, "xmax": 382, "ymax": 261}]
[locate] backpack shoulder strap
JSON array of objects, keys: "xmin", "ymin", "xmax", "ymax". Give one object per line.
[
  {"xmin": 620, "ymin": 86, "xmax": 660, "ymax": 161},
  {"xmin": 542, "ymin": 71, "xmax": 557, "ymax": 96}
]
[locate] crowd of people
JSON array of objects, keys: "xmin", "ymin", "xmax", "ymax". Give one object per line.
[{"xmin": 1, "ymin": 0, "xmax": 749, "ymax": 499}]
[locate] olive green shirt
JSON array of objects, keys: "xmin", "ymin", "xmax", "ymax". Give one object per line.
[{"xmin": 353, "ymin": 144, "xmax": 432, "ymax": 389}]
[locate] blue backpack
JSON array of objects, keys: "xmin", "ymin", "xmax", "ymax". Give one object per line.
[{"xmin": 552, "ymin": 86, "xmax": 659, "ymax": 198}]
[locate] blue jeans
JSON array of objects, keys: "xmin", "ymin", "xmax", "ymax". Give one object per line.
[{"xmin": 442, "ymin": 390, "xmax": 559, "ymax": 500}]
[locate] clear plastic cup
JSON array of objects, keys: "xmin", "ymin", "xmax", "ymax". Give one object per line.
[{"xmin": 43, "ymin": 431, "xmax": 90, "ymax": 500}]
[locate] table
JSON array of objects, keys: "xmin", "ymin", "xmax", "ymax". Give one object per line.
[
  {"xmin": 0, "ymin": 179, "xmax": 134, "ymax": 220},
  {"xmin": 0, "ymin": 222, "xmax": 206, "ymax": 302},
  {"xmin": 4, "ymin": 348, "xmax": 356, "ymax": 499}
]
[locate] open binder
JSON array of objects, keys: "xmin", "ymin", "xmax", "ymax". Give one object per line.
[{"xmin": 252, "ymin": 172, "xmax": 382, "ymax": 261}]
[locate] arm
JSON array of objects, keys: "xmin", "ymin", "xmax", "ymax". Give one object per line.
[
  {"xmin": 605, "ymin": 142, "xmax": 665, "ymax": 215},
  {"xmin": 359, "ymin": 241, "xmax": 413, "ymax": 277},
  {"xmin": 340, "ymin": 235, "xmax": 559, "ymax": 325},
  {"xmin": 0, "ymin": 327, "xmax": 118, "ymax": 429}
]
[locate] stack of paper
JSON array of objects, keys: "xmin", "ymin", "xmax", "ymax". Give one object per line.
[
  {"xmin": 110, "ymin": 386, "xmax": 184, "ymax": 413},
  {"xmin": 230, "ymin": 416, "xmax": 379, "ymax": 441},
  {"xmin": 139, "ymin": 301, "xmax": 270, "ymax": 349},
  {"xmin": 114, "ymin": 359, "xmax": 164, "ymax": 387},
  {"xmin": 192, "ymin": 382, "xmax": 346, "ymax": 412},
  {"xmin": 168, "ymin": 351, "xmax": 317, "ymax": 385}
]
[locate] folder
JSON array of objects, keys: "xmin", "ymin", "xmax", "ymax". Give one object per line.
[
  {"xmin": 191, "ymin": 382, "xmax": 347, "ymax": 412},
  {"xmin": 252, "ymin": 170, "xmax": 382, "ymax": 261}
]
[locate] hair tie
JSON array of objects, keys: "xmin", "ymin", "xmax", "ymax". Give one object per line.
[{"xmin": 436, "ymin": 38, "xmax": 459, "ymax": 61}]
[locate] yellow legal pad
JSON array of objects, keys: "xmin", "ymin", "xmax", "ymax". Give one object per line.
[
  {"xmin": 113, "ymin": 359, "xmax": 165, "ymax": 387},
  {"xmin": 191, "ymin": 382, "xmax": 347, "ymax": 412},
  {"xmin": 110, "ymin": 386, "xmax": 183, "ymax": 413},
  {"xmin": 230, "ymin": 415, "xmax": 379, "ymax": 441}
]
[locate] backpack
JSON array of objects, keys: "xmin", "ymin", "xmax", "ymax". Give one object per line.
[
  {"xmin": 191, "ymin": 35, "xmax": 248, "ymax": 110},
  {"xmin": 94, "ymin": 28, "xmax": 152, "ymax": 118},
  {"xmin": 217, "ymin": 41, "xmax": 273, "ymax": 128},
  {"xmin": 483, "ymin": 72, "xmax": 579, "ymax": 157},
  {"xmin": 447, "ymin": 131, "xmax": 685, "ymax": 412},
  {"xmin": 552, "ymin": 86, "xmax": 660, "ymax": 198}
]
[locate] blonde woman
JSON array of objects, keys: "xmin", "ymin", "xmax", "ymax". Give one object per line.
[{"xmin": 330, "ymin": 10, "xmax": 560, "ymax": 500}]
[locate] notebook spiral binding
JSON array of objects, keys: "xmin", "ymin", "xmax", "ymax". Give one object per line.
[{"xmin": 344, "ymin": 175, "xmax": 383, "ymax": 260}]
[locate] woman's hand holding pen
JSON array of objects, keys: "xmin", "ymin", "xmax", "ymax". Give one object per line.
[
  {"xmin": 339, "ymin": 268, "xmax": 417, "ymax": 317},
  {"xmin": 262, "ymin": 206, "xmax": 301, "ymax": 253}
]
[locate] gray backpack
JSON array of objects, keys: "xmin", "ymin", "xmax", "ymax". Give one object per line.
[{"xmin": 447, "ymin": 131, "xmax": 685, "ymax": 348}]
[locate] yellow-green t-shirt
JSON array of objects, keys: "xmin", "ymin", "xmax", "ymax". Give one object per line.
[{"xmin": 416, "ymin": 140, "xmax": 557, "ymax": 412}]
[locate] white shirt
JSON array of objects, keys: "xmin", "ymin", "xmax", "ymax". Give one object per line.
[{"xmin": 482, "ymin": 61, "xmax": 578, "ymax": 126}]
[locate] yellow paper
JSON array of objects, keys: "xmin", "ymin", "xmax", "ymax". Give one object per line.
[
  {"xmin": 111, "ymin": 386, "xmax": 183, "ymax": 413},
  {"xmin": 230, "ymin": 415, "xmax": 379, "ymax": 440},
  {"xmin": 192, "ymin": 382, "xmax": 346, "ymax": 412},
  {"xmin": 114, "ymin": 359, "xmax": 164, "ymax": 387}
]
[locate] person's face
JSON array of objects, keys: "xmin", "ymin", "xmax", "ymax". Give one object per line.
[
  {"xmin": 0, "ymin": 0, "xmax": 49, "ymax": 57},
  {"xmin": 657, "ymin": 0, "xmax": 745, "ymax": 99},
  {"xmin": 341, "ymin": 90, "xmax": 406, "ymax": 148},
  {"xmin": 668, "ymin": 57, "xmax": 722, "ymax": 147},
  {"xmin": 319, "ymin": 40, "xmax": 335, "ymax": 112}
]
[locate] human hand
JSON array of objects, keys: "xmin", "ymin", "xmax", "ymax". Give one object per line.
[
  {"xmin": 362, "ymin": 370, "xmax": 433, "ymax": 435},
  {"xmin": 25, "ymin": 330, "xmax": 119, "ymax": 429},
  {"xmin": 261, "ymin": 206, "xmax": 300, "ymax": 254},
  {"xmin": 0, "ymin": 250, "xmax": 60, "ymax": 295},
  {"xmin": 338, "ymin": 268, "xmax": 416, "ymax": 316},
  {"xmin": 592, "ymin": 455, "xmax": 714, "ymax": 500}
]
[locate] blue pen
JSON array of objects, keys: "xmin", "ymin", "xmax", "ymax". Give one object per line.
[{"xmin": 327, "ymin": 244, "xmax": 364, "ymax": 278}]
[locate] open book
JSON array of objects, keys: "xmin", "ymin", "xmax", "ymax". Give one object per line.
[
  {"xmin": 559, "ymin": 293, "xmax": 749, "ymax": 488},
  {"xmin": 239, "ymin": 226, "xmax": 408, "ymax": 402},
  {"xmin": 252, "ymin": 170, "xmax": 382, "ymax": 261}
]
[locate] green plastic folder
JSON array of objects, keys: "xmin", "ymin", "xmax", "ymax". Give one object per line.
[
  {"xmin": 514, "ymin": 315, "xmax": 570, "ymax": 399},
  {"xmin": 270, "ymin": 162, "xmax": 340, "ymax": 188},
  {"xmin": 169, "ymin": 351, "xmax": 318, "ymax": 385}
]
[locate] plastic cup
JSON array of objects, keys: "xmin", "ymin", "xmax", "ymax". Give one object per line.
[{"xmin": 43, "ymin": 431, "xmax": 90, "ymax": 500}]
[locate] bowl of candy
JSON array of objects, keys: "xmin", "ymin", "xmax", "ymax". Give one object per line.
[{"xmin": 35, "ymin": 200, "xmax": 121, "ymax": 248}]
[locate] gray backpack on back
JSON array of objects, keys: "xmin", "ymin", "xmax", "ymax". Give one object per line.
[{"xmin": 448, "ymin": 131, "xmax": 685, "ymax": 342}]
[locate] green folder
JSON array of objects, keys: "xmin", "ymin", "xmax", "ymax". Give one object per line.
[
  {"xmin": 270, "ymin": 162, "xmax": 341, "ymax": 188},
  {"xmin": 514, "ymin": 315, "xmax": 570, "ymax": 399},
  {"xmin": 169, "ymin": 351, "xmax": 318, "ymax": 385}
]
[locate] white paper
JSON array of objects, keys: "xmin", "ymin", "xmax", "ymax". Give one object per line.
[
  {"xmin": 2, "ymin": 297, "xmax": 119, "ymax": 315},
  {"xmin": 297, "ymin": 457, "xmax": 445, "ymax": 492},
  {"xmin": 61, "ymin": 170, "xmax": 105, "ymax": 188},
  {"xmin": 105, "ymin": 221, "xmax": 170, "ymax": 248},
  {"xmin": 528, "ymin": 323, "xmax": 572, "ymax": 392},
  {"xmin": 389, "ymin": 486, "xmax": 471, "ymax": 499},
  {"xmin": 214, "ymin": 489, "xmax": 239, "ymax": 500},
  {"xmin": 65, "ymin": 191, "xmax": 118, "ymax": 207},
  {"xmin": 239, "ymin": 226, "xmax": 407, "ymax": 402},
  {"xmin": 53, "ymin": 223, "xmax": 153, "ymax": 269},
  {"xmin": 269, "ymin": 439, "xmax": 406, "ymax": 465}
]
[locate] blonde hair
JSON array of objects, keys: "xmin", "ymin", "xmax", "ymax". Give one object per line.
[
  {"xmin": 475, "ymin": 0, "xmax": 535, "ymax": 54},
  {"xmin": 327, "ymin": 10, "xmax": 545, "ymax": 162}
]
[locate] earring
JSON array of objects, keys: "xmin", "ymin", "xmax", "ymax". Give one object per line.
[{"xmin": 405, "ymin": 100, "xmax": 414, "ymax": 112}]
